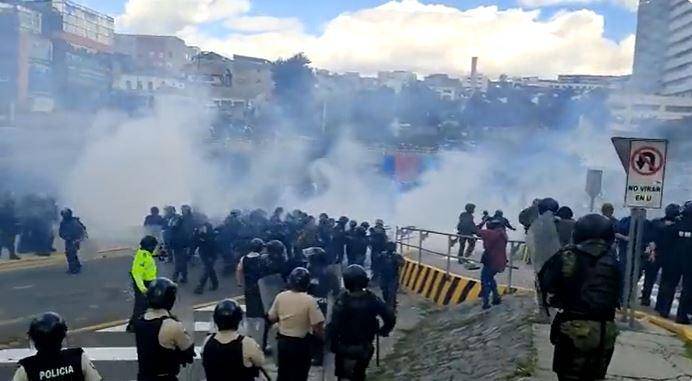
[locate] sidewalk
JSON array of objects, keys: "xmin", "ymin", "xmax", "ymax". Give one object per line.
[{"xmin": 531, "ymin": 321, "xmax": 692, "ymax": 380}]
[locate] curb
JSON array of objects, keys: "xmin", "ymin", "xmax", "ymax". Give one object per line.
[
  {"xmin": 643, "ymin": 314, "xmax": 692, "ymax": 343},
  {"xmin": 400, "ymin": 258, "xmax": 531, "ymax": 306},
  {"xmin": 0, "ymin": 247, "xmax": 132, "ymax": 273}
]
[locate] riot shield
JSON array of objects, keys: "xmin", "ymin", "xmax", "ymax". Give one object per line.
[{"xmin": 258, "ymin": 273, "xmax": 285, "ymax": 312}]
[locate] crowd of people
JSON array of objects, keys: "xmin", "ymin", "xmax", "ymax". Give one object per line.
[{"xmin": 0, "ymin": 193, "xmax": 87, "ymax": 274}]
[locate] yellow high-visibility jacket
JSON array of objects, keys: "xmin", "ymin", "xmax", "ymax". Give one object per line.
[{"xmin": 131, "ymin": 249, "xmax": 157, "ymax": 293}]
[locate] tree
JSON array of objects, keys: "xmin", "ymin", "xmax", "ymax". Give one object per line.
[{"xmin": 271, "ymin": 53, "xmax": 318, "ymax": 134}]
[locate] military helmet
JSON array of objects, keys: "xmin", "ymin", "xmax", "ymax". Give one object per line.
[
  {"xmin": 28, "ymin": 312, "xmax": 67, "ymax": 352},
  {"xmin": 665, "ymin": 203, "xmax": 681, "ymax": 219},
  {"xmin": 343, "ymin": 264, "xmax": 369, "ymax": 292},
  {"xmin": 140, "ymin": 235, "xmax": 158, "ymax": 253},
  {"xmin": 214, "ymin": 299, "xmax": 244, "ymax": 331},
  {"xmin": 250, "ymin": 238, "xmax": 265, "ymax": 253},
  {"xmin": 146, "ymin": 278, "xmax": 178, "ymax": 310},
  {"xmin": 266, "ymin": 240, "xmax": 286, "ymax": 256},
  {"xmin": 573, "ymin": 214, "xmax": 615, "ymax": 245},
  {"xmin": 287, "ymin": 267, "xmax": 311, "ymax": 292},
  {"xmin": 538, "ymin": 198, "xmax": 560, "ymax": 215}
]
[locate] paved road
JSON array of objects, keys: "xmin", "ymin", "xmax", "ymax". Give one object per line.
[{"xmin": 0, "ymin": 253, "xmax": 242, "ymax": 346}]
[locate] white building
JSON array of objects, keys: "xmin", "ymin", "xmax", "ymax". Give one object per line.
[
  {"xmin": 113, "ymin": 73, "xmax": 185, "ymax": 92},
  {"xmin": 377, "ymin": 71, "xmax": 417, "ymax": 93},
  {"xmin": 609, "ymin": 92, "xmax": 692, "ymax": 127}
]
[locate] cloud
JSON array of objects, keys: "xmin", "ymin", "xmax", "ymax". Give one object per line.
[
  {"xmin": 123, "ymin": 0, "xmax": 635, "ymax": 78},
  {"xmin": 117, "ymin": 0, "xmax": 250, "ymax": 34},
  {"xmin": 225, "ymin": 15, "xmax": 304, "ymax": 33},
  {"xmin": 519, "ymin": 0, "xmax": 638, "ymax": 11}
]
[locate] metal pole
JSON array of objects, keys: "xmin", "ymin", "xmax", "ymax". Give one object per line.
[
  {"xmin": 629, "ymin": 208, "xmax": 646, "ymax": 328},
  {"xmin": 418, "ymin": 231, "xmax": 423, "ymax": 265},
  {"xmin": 446, "ymin": 236, "xmax": 452, "ymax": 279},
  {"xmin": 507, "ymin": 242, "xmax": 515, "ymax": 294},
  {"xmin": 589, "ymin": 196, "xmax": 595, "ymax": 213},
  {"xmin": 622, "ymin": 208, "xmax": 637, "ymax": 323}
]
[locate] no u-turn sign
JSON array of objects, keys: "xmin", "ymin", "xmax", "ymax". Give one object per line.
[{"xmin": 612, "ymin": 138, "xmax": 668, "ymax": 209}]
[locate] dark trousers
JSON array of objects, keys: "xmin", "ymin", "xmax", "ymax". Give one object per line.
[
  {"xmin": 277, "ymin": 335, "xmax": 312, "ymax": 381},
  {"xmin": 198, "ymin": 255, "xmax": 218, "ymax": 288},
  {"xmin": 641, "ymin": 258, "xmax": 661, "ymax": 303},
  {"xmin": 172, "ymin": 247, "xmax": 189, "ymax": 281},
  {"xmin": 128, "ymin": 279, "xmax": 149, "ymax": 330},
  {"xmin": 65, "ymin": 240, "xmax": 81, "ymax": 273},
  {"xmin": 656, "ymin": 264, "xmax": 682, "ymax": 317},
  {"xmin": 458, "ymin": 237, "xmax": 476, "ymax": 258},
  {"xmin": 380, "ymin": 279, "xmax": 399, "ymax": 310},
  {"xmin": 678, "ymin": 268, "xmax": 692, "ymax": 322},
  {"xmin": 480, "ymin": 265, "xmax": 500, "ymax": 306}
]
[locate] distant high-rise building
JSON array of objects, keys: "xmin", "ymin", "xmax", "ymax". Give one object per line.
[{"xmin": 631, "ymin": 0, "xmax": 692, "ymax": 96}]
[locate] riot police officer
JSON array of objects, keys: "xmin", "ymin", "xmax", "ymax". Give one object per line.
[
  {"xmin": 12, "ymin": 312, "xmax": 102, "ymax": 381},
  {"xmin": 305, "ymin": 247, "xmax": 341, "ymax": 366},
  {"xmin": 673, "ymin": 202, "xmax": 692, "ymax": 324},
  {"xmin": 236, "ymin": 238, "xmax": 267, "ymax": 349},
  {"xmin": 268, "ymin": 267, "xmax": 325, "ymax": 381},
  {"xmin": 58, "ymin": 208, "xmax": 87, "ymax": 275},
  {"xmin": 202, "ymin": 299, "xmax": 265, "ymax": 381},
  {"xmin": 128, "ymin": 236, "xmax": 160, "ymax": 332},
  {"xmin": 328, "ymin": 265, "xmax": 396, "ymax": 381},
  {"xmin": 134, "ymin": 278, "xmax": 195, "ymax": 381},
  {"xmin": 538, "ymin": 214, "xmax": 621, "ymax": 381},
  {"xmin": 346, "ymin": 227, "xmax": 368, "ymax": 266},
  {"xmin": 650, "ymin": 203, "xmax": 680, "ymax": 315},
  {"xmin": 376, "ymin": 242, "xmax": 405, "ymax": 311}
]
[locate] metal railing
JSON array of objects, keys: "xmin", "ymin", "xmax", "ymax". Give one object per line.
[{"xmin": 394, "ymin": 226, "xmax": 526, "ymax": 292}]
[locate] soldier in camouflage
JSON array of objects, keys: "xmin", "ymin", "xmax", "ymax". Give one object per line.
[{"xmin": 538, "ymin": 214, "xmax": 622, "ymax": 381}]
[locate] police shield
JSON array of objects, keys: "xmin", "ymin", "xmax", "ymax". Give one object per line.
[{"xmin": 258, "ymin": 273, "xmax": 285, "ymax": 312}]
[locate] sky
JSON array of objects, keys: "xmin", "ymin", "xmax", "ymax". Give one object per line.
[{"xmin": 83, "ymin": 0, "xmax": 640, "ymax": 78}]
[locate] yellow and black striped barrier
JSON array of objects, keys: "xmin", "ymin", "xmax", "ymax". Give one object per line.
[{"xmin": 399, "ymin": 259, "xmax": 515, "ymax": 306}]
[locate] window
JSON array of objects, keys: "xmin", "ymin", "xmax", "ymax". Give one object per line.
[
  {"xmin": 125, "ymin": 80, "xmax": 132, "ymax": 90},
  {"xmin": 665, "ymin": 105, "xmax": 692, "ymax": 112},
  {"xmin": 148, "ymin": 81, "xmax": 154, "ymax": 91},
  {"xmin": 632, "ymin": 104, "xmax": 660, "ymax": 111},
  {"xmin": 137, "ymin": 81, "xmax": 143, "ymax": 90}
]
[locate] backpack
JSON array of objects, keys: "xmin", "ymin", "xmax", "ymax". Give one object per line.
[{"xmin": 538, "ymin": 243, "xmax": 620, "ymax": 318}]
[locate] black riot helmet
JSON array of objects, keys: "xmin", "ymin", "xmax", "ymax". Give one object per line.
[
  {"xmin": 287, "ymin": 267, "xmax": 311, "ymax": 292},
  {"xmin": 250, "ymin": 238, "xmax": 265, "ymax": 253},
  {"xmin": 305, "ymin": 247, "xmax": 328, "ymax": 267},
  {"xmin": 213, "ymin": 299, "xmax": 244, "ymax": 331},
  {"xmin": 385, "ymin": 241, "xmax": 397, "ymax": 252},
  {"xmin": 266, "ymin": 240, "xmax": 286, "ymax": 257},
  {"xmin": 572, "ymin": 214, "xmax": 615, "ymax": 245},
  {"xmin": 146, "ymin": 278, "xmax": 178, "ymax": 310},
  {"xmin": 60, "ymin": 208, "xmax": 73, "ymax": 219},
  {"xmin": 140, "ymin": 235, "xmax": 158, "ymax": 253},
  {"xmin": 538, "ymin": 198, "xmax": 560, "ymax": 215},
  {"xmin": 28, "ymin": 312, "xmax": 67, "ymax": 353},
  {"xmin": 349, "ymin": 220, "xmax": 358, "ymax": 229},
  {"xmin": 683, "ymin": 201, "xmax": 692, "ymax": 217},
  {"xmin": 465, "ymin": 203, "xmax": 476, "ymax": 213},
  {"xmin": 343, "ymin": 264, "xmax": 369, "ymax": 292},
  {"xmin": 360, "ymin": 221, "xmax": 370, "ymax": 230},
  {"xmin": 665, "ymin": 203, "xmax": 681, "ymax": 219},
  {"xmin": 556, "ymin": 206, "xmax": 574, "ymax": 220},
  {"xmin": 181, "ymin": 204, "xmax": 192, "ymax": 216},
  {"xmin": 338, "ymin": 216, "xmax": 349, "ymax": 225}
]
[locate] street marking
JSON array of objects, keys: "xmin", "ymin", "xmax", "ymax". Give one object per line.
[{"xmin": 11, "ymin": 285, "xmax": 34, "ymax": 290}]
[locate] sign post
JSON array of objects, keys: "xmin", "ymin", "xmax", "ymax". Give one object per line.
[
  {"xmin": 585, "ymin": 169, "xmax": 603, "ymax": 212},
  {"xmin": 612, "ymin": 137, "xmax": 668, "ymax": 327}
]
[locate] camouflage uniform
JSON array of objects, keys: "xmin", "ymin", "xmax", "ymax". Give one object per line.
[{"xmin": 539, "ymin": 239, "xmax": 621, "ymax": 381}]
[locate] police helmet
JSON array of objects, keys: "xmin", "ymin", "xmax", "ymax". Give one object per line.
[
  {"xmin": 60, "ymin": 208, "xmax": 73, "ymax": 219},
  {"xmin": 305, "ymin": 247, "xmax": 328, "ymax": 266},
  {"xmin": 349, "ymin": 220, "xmax": 358, "ymax": 229},
  {"xmin": 287, "ymin": 267, "xmax": 311, "ymax": 292},
  {"xmin": 573, "ymin": 214, "xmax": 615, "ymax": 245},
  {"xmin": 684, "ymin": 201, "xmax": 692, "ymax": 217},
  {"xmin": 360, "ymin": 221, "xmax": 370, "ymax": 230},
  {"xmin": 150, "ymin": 206, "xmax": 160, "ymax": 215},
  {"xmin": 343, "ymin": 265, "xmax": 369, "ymax": 292},
  {"xmin": 556, "ymin": 206, "xmax": 574, "ymax": 220},
  {"xmin": 164, "ymin": 205, "xmax": 176, "ymax": 214},
  {"xmin": 266, "ymin": 240, "xmax": 286, "ymax": 256},
  {"xmin": 665, "ymin": 203, "xmax": 681, "ymax": 219},
  {"xmin": 230, "ymin": 209, "xmax": 242, "ymax": 217},
  {"xmin": 385, "ymin": 241, "xmax": 397, "ymax": 252},
  {"xmin": 494, "ymin": 210, "xmax": 504, "ymax": 217},
  {"xmin": 355, "ymin": 226, "xmax": 367, "ymax": 236},
  {"xmin": 465, "ymin": 203, "xmax": 476, "ymax": 213},
  {"xmin": 140, "ymin": 235, "xmax": 158, "ymax": 253},
  {"xmin": 250, "ymin": 238, "xmax": 265, "ymax": 253},
  {"xmin": 338, "ymin": 216, "xmax": 349, "ymax": 224},
  {"xmin": 375, "ymin": 219, "xmax": 384, "ymax": 227},
  {"xmin": 538, "ymin": 198, "xmax": 560, "ymax": 215},
  {"xmin": 146, "ymin": 278, "xmax": 178, "ymax": 310},
  {"xmin": 181, "ymin": 205, "xmax": 192, "ymax": 215},
  {"xmin": 28, "ymin": 312, "xmax": 67, "ymax": 352},
  {"xmin": 213, "ymin": 299, "xmax": 244, "ymax": 331}
]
